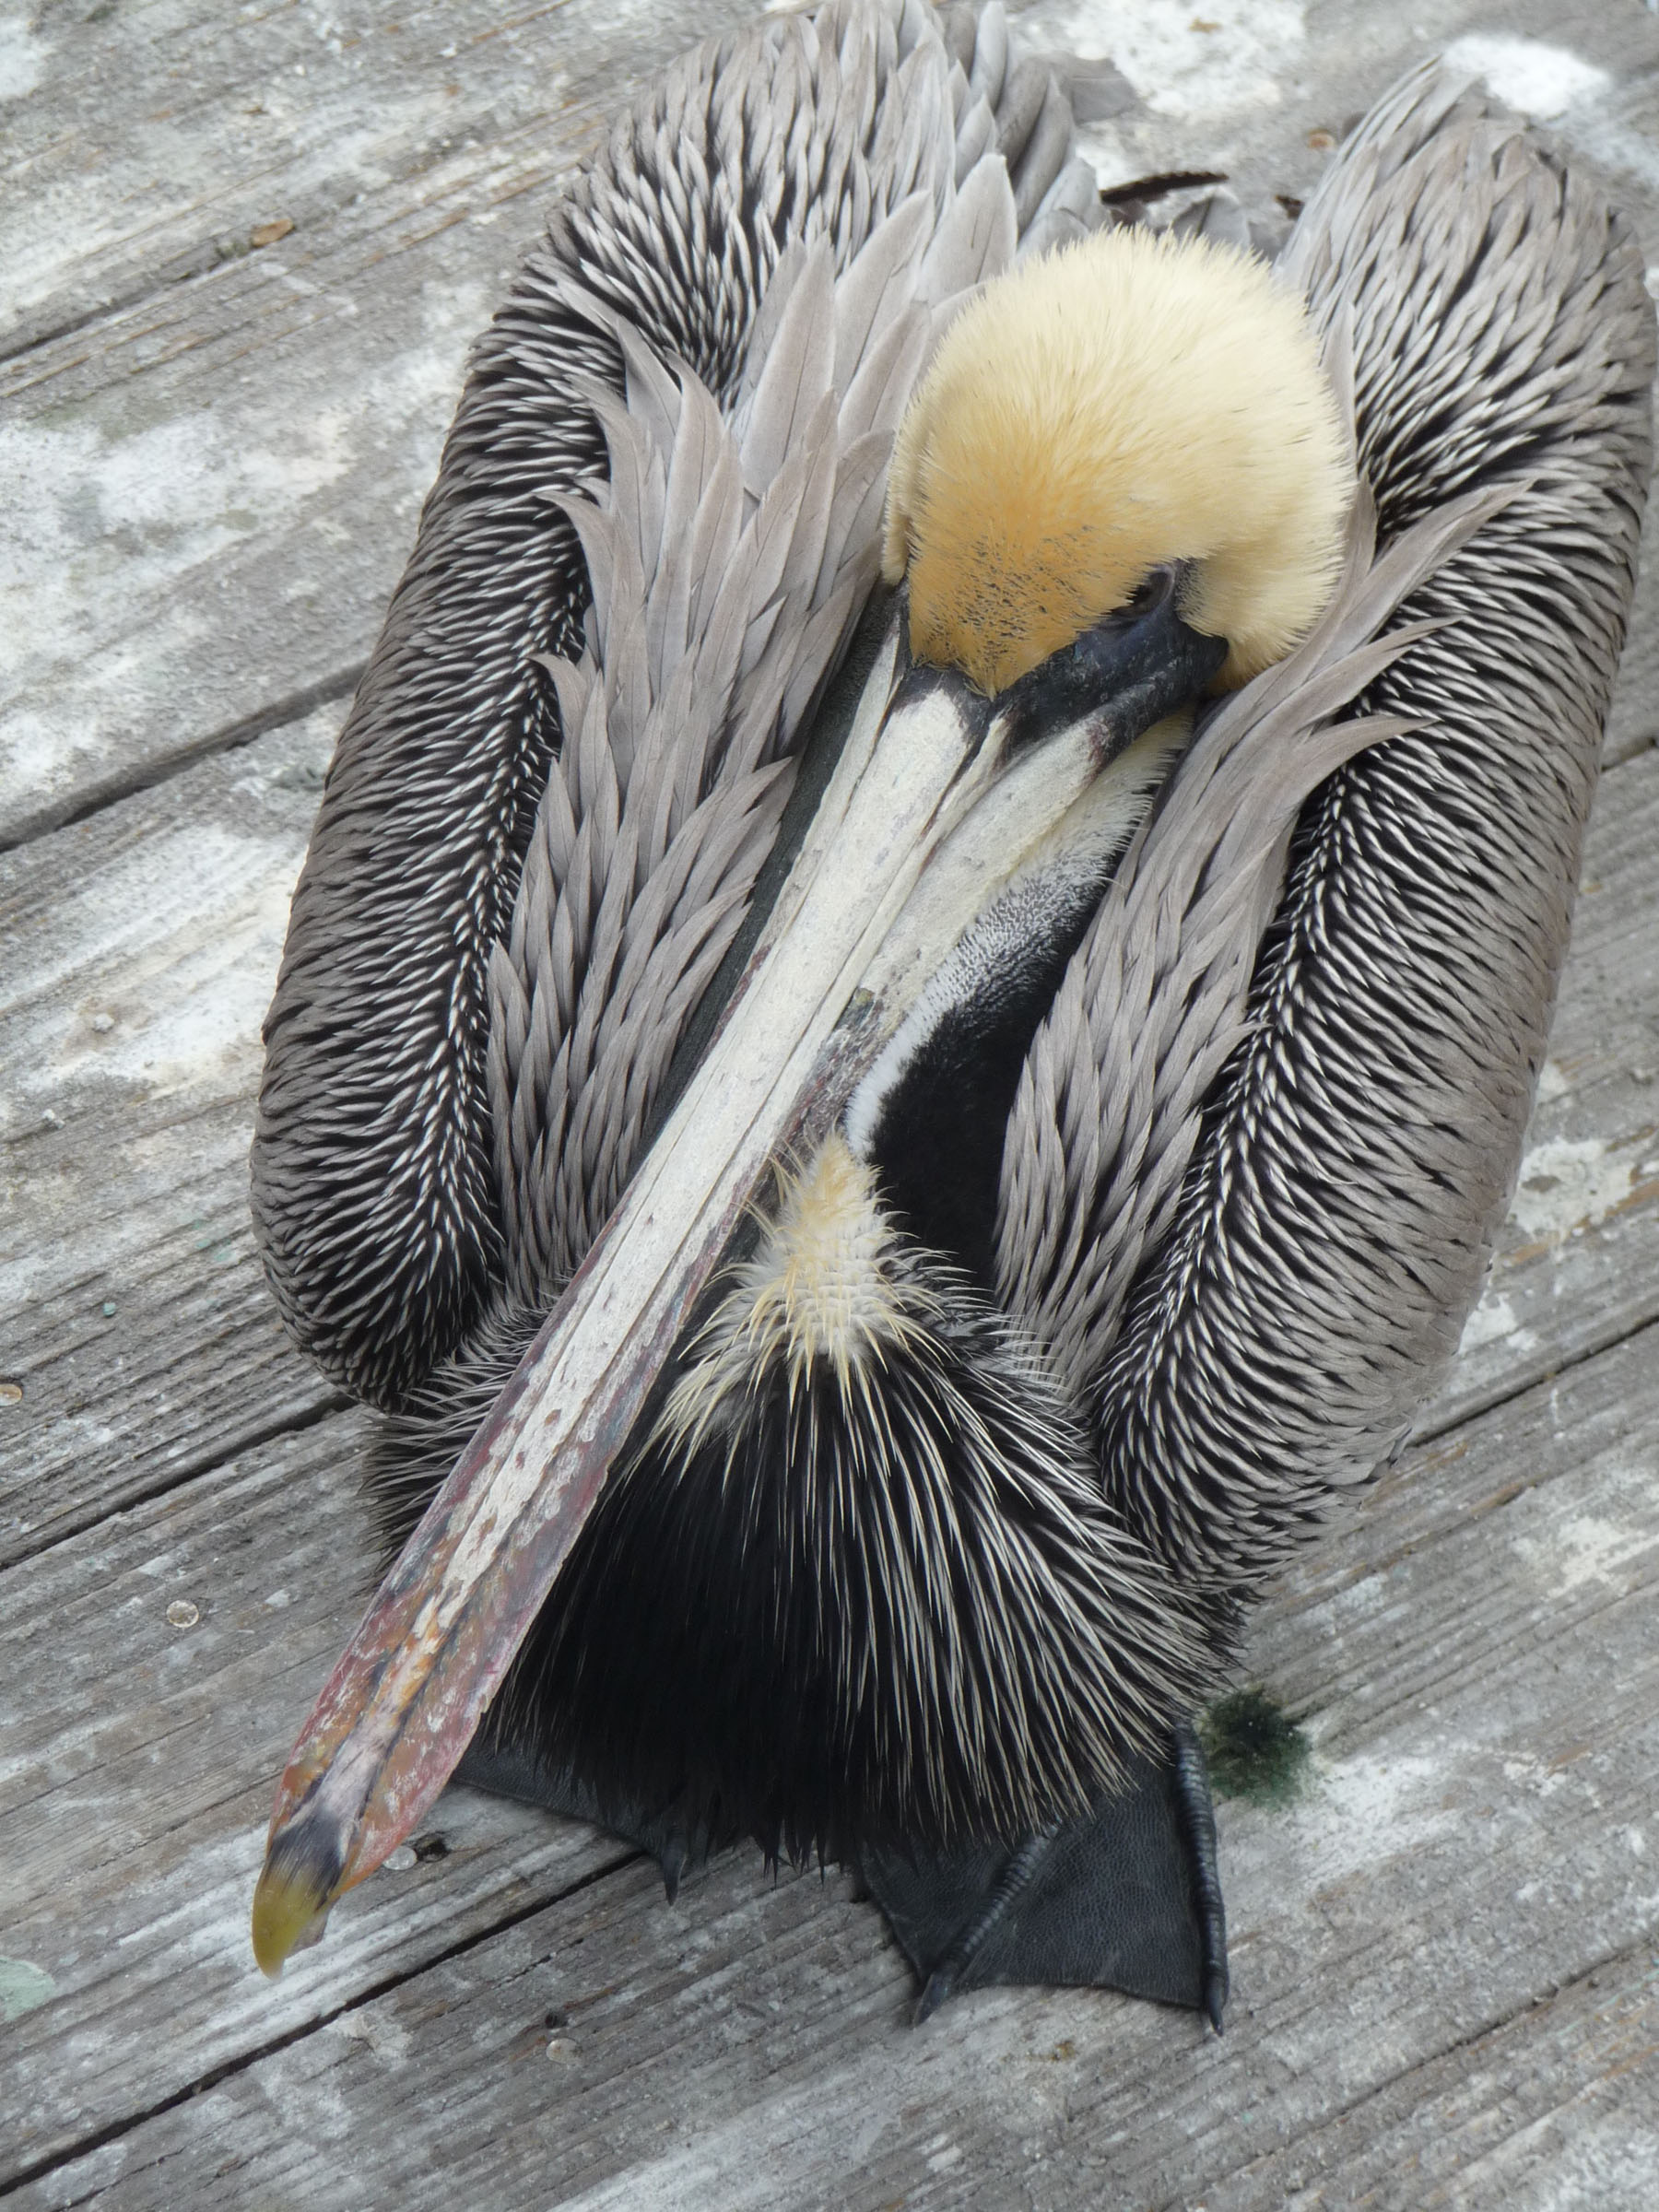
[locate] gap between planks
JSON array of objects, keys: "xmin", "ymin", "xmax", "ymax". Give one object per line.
[{"xmin": 0, "ymin": 668, "xmax": 363, "ymax": 860}]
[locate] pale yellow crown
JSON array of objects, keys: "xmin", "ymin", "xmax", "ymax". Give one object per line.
[{"xmin": 881, "ymin": 225, "xmax": 1352, "ymax": 696}]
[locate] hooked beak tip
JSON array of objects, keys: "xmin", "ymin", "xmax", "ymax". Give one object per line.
[{"xmin": 251, "ymin": 1817, "xmax": 347, "ymax": 1977}]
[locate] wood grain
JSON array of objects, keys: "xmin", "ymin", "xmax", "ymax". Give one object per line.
[
  {"xmin": 0, "ymin": 0, "xmax": 759, "ymax": 361},
  {"xmin": 0, "ymin": 711, "xmax": 345, "ymax": 1564},
  {"xmin": 0, "ymin": 1412, "xmax": 630, "ymax": 2185},
  {"xmin": 5, "ymin": 1327, "xmax": 1654, "ymax": 2207},
  {"xmin": 6, "ymin": 0, "xmax": 1658, "ymax": 841}
]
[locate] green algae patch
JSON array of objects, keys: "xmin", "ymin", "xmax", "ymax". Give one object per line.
[
  {"xmin": 1200, "ymin": 1688, "xmax": 1312, "ymax": 1808},
  {"xmin": 0, "ymin": 1958, "xmax": 57, "ymax": 2021}
]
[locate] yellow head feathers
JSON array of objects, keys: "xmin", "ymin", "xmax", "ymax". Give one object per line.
[{"xmin": 882, "ymin": 226, "xmax": 1351, "ymax": 696}]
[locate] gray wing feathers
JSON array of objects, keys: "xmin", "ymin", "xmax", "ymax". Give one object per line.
[
  {"xmin": 998, "ymin": 475, "xmax": 1509, "ymax": 1392},
  {"xmin": 939, "ymin": 2, "xmax": 1099, "ymax": 252},
  {"xmin": 488, "ymin": 42, "xmax": 1035, "ymax": 1301},
  {"xmin": 253, "ymin": 0, "xmax": 1093, "ymax": 1406},
  {"xmin": 999, "ymin": 64, "xmax": 1653, "ymax": 1587}
]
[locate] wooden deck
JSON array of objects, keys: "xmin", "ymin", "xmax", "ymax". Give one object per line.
[{"xmin": 4, "ymin": 3, "xmax": 1659, "ymax": 2205}]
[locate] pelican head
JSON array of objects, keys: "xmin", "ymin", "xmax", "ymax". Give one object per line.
[
  {"xmin": 885, "ymin": 226, "xmax": 1350, "ymax": 696},
  {"xmin": 254, "ymin": 217, "xmax": 1356, "ymax": 1969}
]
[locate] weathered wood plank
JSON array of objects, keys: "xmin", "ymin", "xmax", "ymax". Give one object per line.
[
  {"xmin": 0, "ymin": 0, "xmax": 758, "ymax": 848},
  {"xmin": 0, "ymin": 1411, "xmax": 629, "ymax": 2186},
  {"xmin": 2, "ymin": 152, "xmax": 524, "ymax": 847},
  {"xmin": 9, "ymin": 0, "xmax": 1658, "ymax": 361},
  {"xmin": 1214, "ymin": 1945, "xmax": 1659, "ymax": 2209},
  {"xmin": 0, "ymin": 0, "xmax": 754, "ymax": 360},
  {"xmin": 6, "ymin": 720, "xmax": 1658, "ymax": 1568},
  {"xmin": 5, "ymin": 0, "xmax": 1658, "ymax": 841},
  {"xmin": 0, "ymin": 709, "xmax": 344, "ymax": 1565},
  {"xmin": 7, "ymin": 1323, "xmax": 1654, "ymax": 2208}
]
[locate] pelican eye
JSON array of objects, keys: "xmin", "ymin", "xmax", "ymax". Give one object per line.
[
  {"xmin": 994, "ymin": 562, "xmax": 1225, "ymax": 762},
  {"xmin": 1118, "ymin": 567, "xmax": 1179, "ymax": 621}
]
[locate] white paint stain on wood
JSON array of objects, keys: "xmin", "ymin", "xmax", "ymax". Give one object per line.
[
  {"xmin": 0, "ymin": 12, "xmax": 46, "ymax": 102},
  {"xmin": 1043, "ymin": 0, "xmax": 1305, "ymax": 117},
  {"xmin": 0, "ymin": 1955, "xmax": 56, "ymax": 2021},
  {"xmin": 0, "ymin": 408, "xmax": 350, "ymax": 670},
  {"xmin": 1441, "ymin": 33, "xmax": 1610, "ymax": 120},
  {"xmin": 1535, "ymin": 1058, "xmax": 1570, "ymax": 1103},
  {"xmin": 1515, "ymin": 1504, "xmax": 1659, "ymax": 1600},
  {"xmin": 1509, "ymin": 1136, "xmax": 1634, "ymax": 1245},
  {"xmin": 325, "ymin": 2011, "xmax": 413, "ymax": 2067},
  {"xmin": 1442, "ymin": 29, "xmax": 1659, "ymax": 204},
  {"xmin": 1293, "ymin": 1747, "xmax": 1465, "ymax": 1889},
  {"xmin": 1458, "ymin": 1288, "xmax": 1537, "ymax": 1358},
  {"xmin": 0, "ymin": 314, "xmax": 483, "ymax": 828}
]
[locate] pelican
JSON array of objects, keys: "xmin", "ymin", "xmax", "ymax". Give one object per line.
[{"xmin": 246, "ymin": 0, "xmax": 1654, "ymax": 2030}]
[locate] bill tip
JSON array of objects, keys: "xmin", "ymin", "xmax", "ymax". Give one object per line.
[{"xmin": 251, "ymin": 1827, "xmax": 344, "ymax": 1976}]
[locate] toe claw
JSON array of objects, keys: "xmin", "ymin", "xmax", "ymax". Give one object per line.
[
  {"xmin": 913, "ymin": 1968, "xmax": 955, "ymax": 2025},
  {"xmin": 659, "ymin": 1837, "xmax": 685, "ymax": 1904}
]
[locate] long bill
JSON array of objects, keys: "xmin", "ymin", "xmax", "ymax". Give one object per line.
[{"xmin": 253, "ymin": 580, "xmax": 1225, "ymax": 1973}]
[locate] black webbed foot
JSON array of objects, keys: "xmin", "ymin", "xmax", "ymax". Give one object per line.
[
  {"xmin": 456, "ymin": 1724, "xmax": 1227, "ymax": 2028},
  {"xmin": 858, "ymin": 1723, "xmax": 1228, "ymax": 2030},
  {"xmin": 453, "ymin": 1738, "xmax": 712, "ymax": 1904}
]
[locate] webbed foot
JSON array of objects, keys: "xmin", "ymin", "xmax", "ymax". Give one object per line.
[
  {"xmin": 453, "ymin": 1738, "xmax": 712, "ymax": 1903},
  {"xmin": 858, "ymin": 1723, "xmax": 1228, "ymax": 2030}
]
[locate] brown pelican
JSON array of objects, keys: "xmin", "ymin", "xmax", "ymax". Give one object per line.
[{"xmin": 246, "ymin": 0, "xmax": 1654, "ymax": 2031}]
